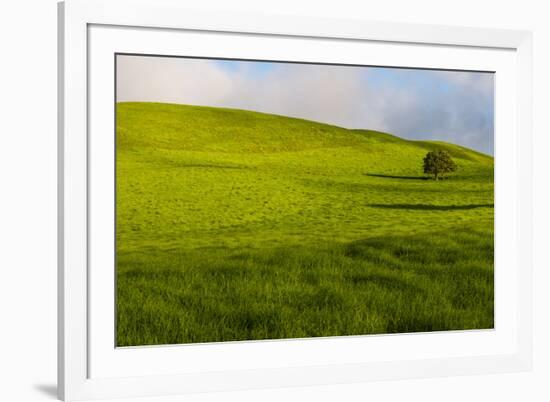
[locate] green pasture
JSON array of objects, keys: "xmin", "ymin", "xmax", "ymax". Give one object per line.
[{"xmin": 116, "ymin": 102, "xmax": 494, "ymax": 346}]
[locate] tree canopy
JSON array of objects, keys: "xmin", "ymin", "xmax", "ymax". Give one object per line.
[{"xmin": 423, "ymin": 150, "xmax": 457, "ymax": 180}]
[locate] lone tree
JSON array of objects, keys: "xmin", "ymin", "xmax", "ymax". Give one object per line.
[{"xmin": 423, "ymin": 150, "xmax": 457, "ymax": 180}]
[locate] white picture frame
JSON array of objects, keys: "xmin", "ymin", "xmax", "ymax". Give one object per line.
[{"xmin": 58, "ymin": 0, "xmax": 533, "ymax": 400}]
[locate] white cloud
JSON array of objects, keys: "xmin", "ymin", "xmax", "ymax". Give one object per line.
[
  {"xmin": 217, "ymin": 63, "xmax": 369, "ymax": 128},
  {"xmin": 116, "ymin": 56, "xmax": 234, "ymax": 105}
]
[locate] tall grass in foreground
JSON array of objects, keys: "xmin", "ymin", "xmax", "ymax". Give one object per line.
[{"xmin": 117, "ymin": 227, "xmax": 493, "ymax": 346}]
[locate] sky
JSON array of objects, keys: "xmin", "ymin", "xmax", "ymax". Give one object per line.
[{"xmin": 116, "ymin": 55, "xmax": 494, "ymax": 155}]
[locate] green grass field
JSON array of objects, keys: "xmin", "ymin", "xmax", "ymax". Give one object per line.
[{"xmin": 116, "ymin": 102, "xmax": 494, "ymax": 346}]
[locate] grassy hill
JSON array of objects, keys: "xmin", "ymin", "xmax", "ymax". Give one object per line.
[{"xmin": 116, "ymin": 102, "xmax": 494, "ymax": 346}]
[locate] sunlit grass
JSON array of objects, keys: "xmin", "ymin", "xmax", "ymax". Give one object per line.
[{"xmin": 116, "ymin": 102, "xmax": 494, "ymax": 346}]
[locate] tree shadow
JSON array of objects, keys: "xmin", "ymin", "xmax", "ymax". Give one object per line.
[
  {"xmin": 368, "ymin": 203, "xmax": 494, "ymax": 211},
  {"xmin": 366, "ymin": 173, "xmax": 430, "ymax": 180}
]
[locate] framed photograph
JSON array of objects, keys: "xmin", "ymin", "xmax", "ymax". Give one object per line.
[{"xmin": 58, "ymin": 0, "xmax": 533, "ymax": 400}]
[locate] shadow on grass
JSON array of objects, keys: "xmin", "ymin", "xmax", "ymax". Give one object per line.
[
  {"xmin": 366, "ymin": 173, "xmax": 430, "ymax": 180},
  {"xmin": 368, "ymin": 203, "xmax": 494, "ymax": 211},
  {"xmin": 173, "ymin": 163, "xmax": 247, "ymax": 169}
]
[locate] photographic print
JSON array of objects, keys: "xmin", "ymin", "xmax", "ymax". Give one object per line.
[{"xmin": 115, "ymin": 55, "xmax": 494, "ymax": 347}]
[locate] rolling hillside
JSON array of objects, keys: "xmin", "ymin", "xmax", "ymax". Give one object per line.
[{"xmin": 116, "ymin": 102, "xmax": 494, "ymax": 346}]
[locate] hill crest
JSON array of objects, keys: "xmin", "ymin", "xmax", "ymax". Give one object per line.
[{"xmin": 116, "ymin": 102, "xmax": 492, "ymax": 164}]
